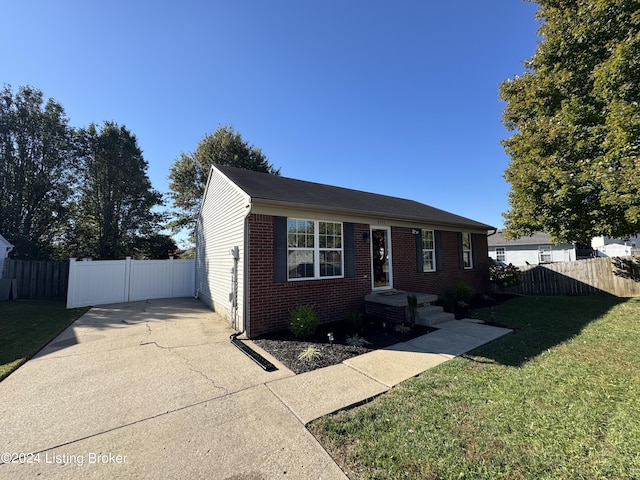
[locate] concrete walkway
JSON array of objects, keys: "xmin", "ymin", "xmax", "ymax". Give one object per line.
[{"xmin": 0, "ymin": 298, "xmax": 511, "ymax": 479}]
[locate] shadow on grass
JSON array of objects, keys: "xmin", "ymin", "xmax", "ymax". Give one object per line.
[
  {"xmin": 0, "ymin": 300, "xmax": 88, "ymax": 381},
  {"xmin": 469, "ymin": 295, "xmax": 626, "ymax": 367}
]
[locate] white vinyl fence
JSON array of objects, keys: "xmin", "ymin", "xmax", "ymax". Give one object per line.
[{"xmin": 67, "ymin": 257, "xmax": 195, "ymax": 308}]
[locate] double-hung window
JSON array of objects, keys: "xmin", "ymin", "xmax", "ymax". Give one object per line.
[
  {"xmin": 287, "ymin": 219, "xmax": 343, "ymax": 280},
  {"xmin": 496, "ymin": 247, "xmax": 505, "ymax": 262},
  {"xmin": 421, "ymin": 229, "xmax": 436, "ymax": 272},
  {"xmin": 538, "ymin": 245, "xmax": 552, "ymax": 263},
  {"xmin": 462, "ymin": 232, "xmax": 473, "ymax": 269}
]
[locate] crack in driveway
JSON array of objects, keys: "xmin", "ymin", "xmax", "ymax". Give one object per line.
[{"xmin": 139, "ymin": 340, "xmax": 229, "ymax": 396}]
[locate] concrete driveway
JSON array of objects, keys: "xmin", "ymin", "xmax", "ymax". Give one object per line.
[{"xmin": 0, "ymin": 298, "xmax": 348, "ymax": 479}]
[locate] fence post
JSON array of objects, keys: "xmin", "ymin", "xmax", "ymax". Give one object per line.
[
  {"xmin": 169, "ymin": 256, "xmax": 174, "ymax": 298},
  {"xmin": 67, "ymin": 258, "xmax": 77, "ymax": 308},
  {"xmin": 124, "ymin": 257, "xmax": 132, "ymax": 302}
]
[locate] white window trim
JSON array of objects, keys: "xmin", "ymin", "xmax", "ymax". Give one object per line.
[
  {"xmin": 496, "ymin": 247, "xmax": 505, "ymax": 262},
  {"xmin": 538, "ymin": 245, "xmax": 552, "ymax": 263},
  {"xmin": 287, "ymin": 219, "xmax": 344, "ymax": 281},
  {"xmin": 422, "ymin": 229, "xmax": 436, "ymax": 272},
  {"xmin": 462, "ymin": 232, "xmax": 473, "ymax": 269}
]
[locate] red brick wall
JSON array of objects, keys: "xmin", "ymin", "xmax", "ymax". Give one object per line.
[
  {"xmin": 247, "ymin": 215, "xmax": 371, "ymax": 338},
  {"xmin": 391, "ymin": 227, "xmax": 490, "ymax": 297},
  {"xmin": 246, "ymin": 215, "xmax": 490, "ymax": 338}
]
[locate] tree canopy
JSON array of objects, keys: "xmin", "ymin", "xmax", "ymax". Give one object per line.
[
  {"xmin": 0, "ymin": 85, "xmax": 74, "ymax": 258},
  {"xmin": 69, "ymin": 122, "xmax": 170, "ymax": 259},
  {"xmin": 0, "ymin": 85, "xmax": 176, "ymax": 259},
  {"xmin": 168, "ymin": 125, "xmax": 280, "ymax": 234},
  {"xmin": 500, "ymin": 0, "xmax": 640, "ymax": 243}
]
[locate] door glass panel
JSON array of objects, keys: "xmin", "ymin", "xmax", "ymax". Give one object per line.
[{"xmin": 372, "ymin": 228, "xmax": 391, "ymax": 288}]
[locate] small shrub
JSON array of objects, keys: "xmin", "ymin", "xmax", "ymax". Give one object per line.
[
  {"xmin": 395, "ymin": 323, "xmax": 412, "ymax": 334},
  {"xmin": 344, "ymin": 311, "xmax": 363, "ymax": 333},
  {"xmin": 289, "ymin": 305, "xmax": 318, "ymax": 338},
  {"xmin": 345, "ymin": 334, "xmax": 371, "ymax": 347},
  {"xmin": 297, "ymin": 346, "xmax": 322, "ymax": 362},
  {"xmin": 456, "ymin": 283, "xmax": 474, "ymax": 306},
  {"xmin": 489, "ymin": 261, "xmax": 522, "ymax": 292}
]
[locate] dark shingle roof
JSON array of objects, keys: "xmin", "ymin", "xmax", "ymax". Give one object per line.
[
  {"xmin": 216, "ymin": 165, "xmax": 493, "ymax": 230},
  {"xmin": 487, "ymin": 231, "xmax": 555, "ymax": 246}
]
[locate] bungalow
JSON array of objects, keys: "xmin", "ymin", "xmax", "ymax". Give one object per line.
[
  {"xmin": 591, "ymin": 235, "xmax": 640, "ymax": 257},
  {"xmin": 195, "ymin": 165, "xmax": 493, "ymax": 338},
  {"xmin": 487, "ymin": 230, "xmax": 594, "ymax": 266}
]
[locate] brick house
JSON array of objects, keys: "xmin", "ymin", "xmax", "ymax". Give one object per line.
[{"xmin": 195, "ymin": 165, "xmax": 493, "ymax": 338}]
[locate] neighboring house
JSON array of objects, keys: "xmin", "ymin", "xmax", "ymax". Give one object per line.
[
  {"xmin": 487, "ymin": 231, "xmax": 581, "ymax": 266},
  {"xmin": 0, "ymin": 233, "xmax": 14, "ymax": 277},
  {"xmin": 591, "ymin": 235, "xmax": 640, "ymax": 258},
  {"xmin": 195, "ymin": 165, "xmax": 493, "ymax": 338}
]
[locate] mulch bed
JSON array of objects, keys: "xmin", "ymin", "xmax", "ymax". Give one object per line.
[
  {"xmin": 253, "ymin": 293, "xmax": 520, "ymax": 374},
  {"xmin": 253, "ymin": 318, "xmax": 436, "ymax": 374}
]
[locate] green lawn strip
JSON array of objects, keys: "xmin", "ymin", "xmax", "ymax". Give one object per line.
[
  {"xmin": 0, "ymin": 300, "xmax": 89, "ymax": 381},
  {"xmin": 310, "ymin": 296, "xmax": 640, "ymax": 480}
]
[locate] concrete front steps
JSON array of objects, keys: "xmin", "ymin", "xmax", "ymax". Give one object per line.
[
  {"xmin": 364, "ymin": 289, "xmax": 456, "ymax": 326},
  {"xmin": 415, "ymin": 305, "xmax": 455, "ymax": 327}
]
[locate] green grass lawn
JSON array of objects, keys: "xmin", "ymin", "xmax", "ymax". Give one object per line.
[
  {"xmin": 309, "ymin": 296, "xmax": 640, "ymax": 480},
  {"xmin": 0, "ymin": 300, "xmax": 89, "ymax": 381}
]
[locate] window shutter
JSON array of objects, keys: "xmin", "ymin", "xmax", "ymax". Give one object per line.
[
  {"xmin": 273, "ymin": 216, "xmax": 287, "ymax": 282},
  {"xmin": 415, "ymin": 229, "xmax": 423, "ymax": 272},
  {"xmin": 458, "ymin": 232, "xmax": 464, "ymax": 269},
  {"xmin": 435, "ymin": 230, "xmax": 443, "ymax": 271},
  {"xmin": 344, "ymin": 222, "xmax": 355, "ymax": 278}
]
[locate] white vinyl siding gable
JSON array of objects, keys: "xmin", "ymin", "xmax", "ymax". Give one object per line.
[
  {"xmin": 195, "ymin": 167, "xmax": 250, "ymax": 330},
  {"xmin": 489, "ymin": 244, "xmax": 577, "ymax": 266}
]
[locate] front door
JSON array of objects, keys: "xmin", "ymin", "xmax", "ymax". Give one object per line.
[{"xmin": 371, "ymin": 227, "xmax": 392, "ymax": 289}]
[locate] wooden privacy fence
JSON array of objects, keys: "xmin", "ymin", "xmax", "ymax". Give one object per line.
[
  {"xmin": 1, "ymin": 259, "xmax": 69, "ymax": 299},
  {"xmin": 507, "ymin": 256, "xmax": 640, "ymax": 297},
  {"xmin": 66, "ymin": 257, "xmax": 195, "ymax": 308}
]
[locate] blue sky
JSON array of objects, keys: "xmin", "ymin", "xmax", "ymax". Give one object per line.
[{"xmin": 3, "ymin": 0, "xmax": 540, "ymax": 235}]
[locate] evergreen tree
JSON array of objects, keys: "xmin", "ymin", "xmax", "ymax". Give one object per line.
[{"xmin": 70, "ymin": 121, "xmax": 170, "ymax": 259}]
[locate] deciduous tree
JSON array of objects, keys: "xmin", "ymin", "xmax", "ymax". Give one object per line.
[
  {"xmin": 500, "ymin": 0, "xmax": 640, "ymax": 243},
  {"xmin": 168, "ymin": 125, "xmax": 279, "ymax": 235},
  {"xmin": 0, "ymin": 85, "xmax": 74, "ymax": 258}
]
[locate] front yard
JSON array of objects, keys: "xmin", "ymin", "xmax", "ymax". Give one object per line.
[
  {"xmin": 309, "ymin": 296, "xmax": 640, "ymax": 479},
  {"xmin": 0, "ymin": 300, "xmax": 88, "ymax": 381}
]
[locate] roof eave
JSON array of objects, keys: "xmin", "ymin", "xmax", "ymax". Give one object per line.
[{"xmin": 252, "ymin": 198, "xmax": 494, "ymax": 232}]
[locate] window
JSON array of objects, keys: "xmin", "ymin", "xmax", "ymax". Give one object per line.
[
  {"xmin": 538, "ymin": 245, "xmax": 552, "ymax": 263},
  {"xmin": 462, "ymin": 232, "xmax": 473, "ymax": 269},
  {"xmin": 496, "ymin": 247, "xmax": 505, "ymax": 262},
  {"xmin": 287, "ymin": 219, "xmax": 343, "ymax": 280},
  {"xmin": 421, "ymin": 229, "xmax": 435, "ymax": 272}
]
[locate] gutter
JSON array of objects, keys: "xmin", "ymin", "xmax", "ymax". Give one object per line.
[
  {"xmin": 252, "ymin": 198, "xmax": 495, "ymax": 232},
  {"xmin": 227, "ymin": 200, "xmax": 279, "ymax": 371},
  {"xmin": 230, "ymin": 331, "xmax": 277, "ymax": 372}
]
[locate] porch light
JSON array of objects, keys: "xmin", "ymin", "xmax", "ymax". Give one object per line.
[{"xmin": 362, "ymin": 232, "xmax": 370, "ymax": 243}]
